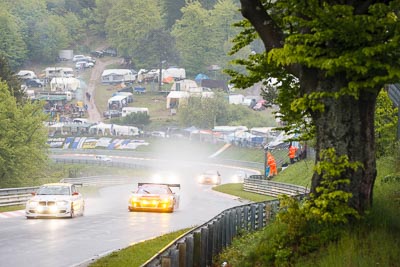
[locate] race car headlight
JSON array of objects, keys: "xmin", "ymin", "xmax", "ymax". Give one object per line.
[
  {"xmin": 56, "ymin": 200, "xmax": 69, "ymax": 206},
  {"xmin": 27, "ymin": 200, "xmax": 38, "ymax": 207},
  {"xmin": 160, "ymin": 197, "xmax": 172, "ymax": 204},
  {"xmin": 130, "ymin": 197, "xmax": 138, "ymax": 202}
]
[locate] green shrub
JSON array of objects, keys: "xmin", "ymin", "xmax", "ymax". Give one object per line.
[{"xmin": 220, "ymin": 148, "xmax": 361, "ymax": 266}]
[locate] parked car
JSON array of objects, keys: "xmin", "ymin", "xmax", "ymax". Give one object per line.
[
  {"xmin": 25, "ymin": 183, "xmax": 85, "ymax": 219},
  {"xmin": 197, "ymin": 170, "xmax": 222, "ymax": 185},
  {"xmin": 128, "ymin": 183, "xmax": 180, "ymax": 213},
  {"xmin": 85, "ymin": 56, "xmax": 96, "ymax": 64},
  {"xmin": 75, "ymin": 61, "xmax": 94, "ymax": 69},
  {"xmin": 90, "ymin": 50, "xmax": 104, "ymax": 58},
  {"xmin": 72, "ymin": 55, "xmax": 87, "ymax": 62},
  {"xmin": 150, "ymin": 131, "xmax": 166, "ymax": 138},
  {"xmin": 102, "ymin": 47, "xmax": 118, "ymax": 57},
  {"xmin": 17, "ymin": 70, "xmax": 37, "ymax": 80},
  {"xmin": 103, "ymin": 109, "xmax": 122, "ymax": 119},
  {"xmin": 25, "ymin": 78, "xmax": 44, "ymax": 88}
]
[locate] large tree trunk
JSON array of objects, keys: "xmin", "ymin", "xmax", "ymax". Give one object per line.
[{"xmin": 311, "ymin": 86, "xmax": 378, "ymax": 213}]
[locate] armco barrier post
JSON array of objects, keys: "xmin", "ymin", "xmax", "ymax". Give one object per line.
[
  {"xmin": 178, "ymin": 242, "xmax": 186, "ymax": 267},
  {"xmin": 207, "ymin": 224, "xmax": 214, "ymax": 266},
  {"xmin": 185, "ymin": 235, "xmax": 194, "ymax": 267},
  {"xmin": 193, "ymin": 231, "xmax": 201, "ymax": 266},
  {"xmin": 200, "ymin": 227, "xmax": 208, "ymax": 267}
]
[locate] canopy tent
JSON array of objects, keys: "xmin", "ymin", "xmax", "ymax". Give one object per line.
[
  {"xmin": 194, "ymin": 73, "xmax": 209, "ymax": 83},
  {"xmin": 162, "ymin": 76, "xmax": 175, "ymax": 84},
  {"xmin": 89, "ymin": 122, "xmax": 113, "ymax": 135},
  {"xmin": 50, "ymin": 77, "xmax": 80, "ymax": 91}
]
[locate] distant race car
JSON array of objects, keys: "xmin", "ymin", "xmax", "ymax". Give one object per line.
[
  {"xmin": 25, "ymin": 183, "xmax": 85, "ymax": 219},
  {"xmin": 128, "ymin": 183, "xmax": 180, "ymax": 213},
  {"xmin": 197, "ymin": 170, "xmax": 222, "ymax": 185},
  {"xmin": 95, "ymin": 155, "xmax": 112, "ymax": 162}
]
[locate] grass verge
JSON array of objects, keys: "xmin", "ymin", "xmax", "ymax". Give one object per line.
[
  {"xmin": 214, "ymin": 156, "xmax": 400, "ymax": 266},
  {"xmin": 213, "ymin": 183, "xmax": 273, "ymax": 202},
  {"xmin": 89, "ymin": 228, "xmax": 193, "ymax": 267}
]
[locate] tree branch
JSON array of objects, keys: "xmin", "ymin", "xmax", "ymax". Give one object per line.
[{"xmin": 240, "ymin": 0, "xmax": 284, "ymax": 51}]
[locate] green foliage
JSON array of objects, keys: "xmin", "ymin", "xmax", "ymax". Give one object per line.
[
  {"xmin": 374, "ymin": 89, "xmax": 398, "ymax": 158},
  {"xmin": 89, "ymin": 228, "xmax": 193, "ymax": 267},
  {"xmin": 222, "ymin": 148, "xmax": 361, "ymax": 266},
  {"xmin": 171, "ymin": 2, "xmax": 212, "ymax": 76},
  {"xmin": 0, "ymin": 55, "xmax": 25, "ymax": 103},
  {"xmin": 135, "ymin": 28, "xmax": 179, "ymax": 69},
  {"xmin": 0, "ymin": 82, "xmax": 49, "ymax": 187},
  {"xmin": 177, "ymin": 93, "xmax": 275, "ymax": 129},
  {"xmin": 0, "ymin": 9, "xmax": 27, "ymax": 69},
  {"xmin": 307, "ymin": 148, "xmax": 362, "ymax": 224},
  {"xmin": 227, "ymin": 1, "xmax": 400, "ymax": 143},
  {"xmin": 112, "ymin": 112, "xmax": 150, "ymax": 126},
  {"xmin": 30, "ymin": 15, "xmax": 70, "ymax": 62},
  {"xmin": 105, "ymin": 0, "xmax": 163, "ymax": 58}
]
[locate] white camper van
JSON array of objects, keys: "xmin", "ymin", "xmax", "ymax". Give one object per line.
[
  {"xmin": 121, "ymin": 107, "xmax": 149, "ymax": 117},
  {"xmin": 17, "ymin": 70, "xmax": 37, "ymax": 80}
]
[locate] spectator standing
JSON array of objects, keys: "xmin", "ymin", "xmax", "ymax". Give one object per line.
[
  {"xmin": 289, "ymin": 144, "xmax": 298, "ymax": 164},
  {"xmin": 267, "ymin": 152, "xmax": 278, "ymax": 178}
]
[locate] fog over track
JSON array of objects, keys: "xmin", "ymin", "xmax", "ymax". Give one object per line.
[{"xmin": 0, "ymin": 151, "xmax": 256, "ymax": 267}]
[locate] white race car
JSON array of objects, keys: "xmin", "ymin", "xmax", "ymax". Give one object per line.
[
  {"xmin": 197, "ymin": 170, "xmax": 222, "ymax": 185},
  {"xmin": 25, "ymin": 183, "xmax": 85, "ymax": 219}
]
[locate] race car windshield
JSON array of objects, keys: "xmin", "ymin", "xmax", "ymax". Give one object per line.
[
  {"xmin": 37, "ymin": 186, "xmax": 70, "ymax": 195},
  {"xmin": 138, "ymin": 186, "xmax": 169, "ymax": 194}
]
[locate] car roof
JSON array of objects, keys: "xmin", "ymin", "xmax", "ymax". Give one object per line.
[
  {"xmin": 41, "ymin": 183, "xmax": 72, "ymax": 187},
  {"xmin": 141, "ymin": 183, "xmax": 168, "ymax": 187}
]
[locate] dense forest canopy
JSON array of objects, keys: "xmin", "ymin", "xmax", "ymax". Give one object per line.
[{"xmin": 0, "ymin": 0, "xmax": 250, "ymax": 77}]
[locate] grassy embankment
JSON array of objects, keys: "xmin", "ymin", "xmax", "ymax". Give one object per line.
[{"xmin": 214, "ymin": 155, "xmax": 400, "ymax": 266}]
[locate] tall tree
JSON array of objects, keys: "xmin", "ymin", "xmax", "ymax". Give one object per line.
[
  {"xmin": 0, "ymin": 10, "xmax": 28, "ymax": 70},
  {"xmin": 162, "ymin": 0, "xmax": 185, "ymax": 29},
  {"xmin": 4, "ymin": 0, "xmax": 48, "ymax": 62},
  {"xmin": 105, "ymin": 0, "xmax": 163, "ymax": 58},
  {"xmin": 171, "ymin": 2, "xmax": 212, "ymax": 76},
  {"xmin": 135, "ymin": 28, "xmax": 179, "ymax": 69},
  {"xmin": 0, "ymin": 81, "xmax": 49, "ymax": 187},
  {"xmin": 30, "ymin": 15, "xmax": 69, "ymax": 62},
  {"xmin": 229, "ymin": 1, "xmax": 400, "ymax": 213},
  {"xmin": 0, "ymin": 55, "xmax": 24, "ymax": 103}
]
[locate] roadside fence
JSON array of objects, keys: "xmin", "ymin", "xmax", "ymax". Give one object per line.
[{"xmin": 142, "ymin": 194, "xmax": 308, "ymax": 267}]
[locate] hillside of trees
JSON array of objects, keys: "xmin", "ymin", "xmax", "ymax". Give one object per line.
[{"xmin": 0, "ymin": 0, "xmax": 259, "ymax": 77}]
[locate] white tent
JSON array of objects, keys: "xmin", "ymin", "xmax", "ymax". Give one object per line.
[
  {"xmin": 166, "ymin": 91, "xmax": 190, "ymax": 108},
  {"xmin": 170, "ymin": 79, "xmax": 199, "ymax": 92},
  {"xmin": 113, "ymin": 125, "xmax": 139, "ymax": 136},
  {"xmin": 89, "ymin": 122, "xmax": 113, "ymax": 135},
  {"xmin": 50, "ymin": 77, "xmax": 80, "ymax": 91}
]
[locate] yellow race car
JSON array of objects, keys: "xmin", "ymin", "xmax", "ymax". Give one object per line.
[{"xmin": 128, "ymin": 183, "xmax": 180, "ymax": 213}]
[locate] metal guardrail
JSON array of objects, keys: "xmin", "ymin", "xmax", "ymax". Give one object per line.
[
  {"xmin": 142, "ymin": 194, "xmax": 308, "ymax": 267},
  {"xmin": 61, "ymin": 175, "xmax": 136, "ymax": 186},
  {"xmin": 243, "ymin": 176, "xmax": 309, "ymax": 197},
  {"xmin": 52, "ymin": 158, "xmax": 148, "ymax": 169},
  {"xmin": 0, "ymin": 176, "xmax": 135, "ymax": 207},
  {"xmin": 0, "ymin": 187, "xmax": 39, "ymax": 207}
]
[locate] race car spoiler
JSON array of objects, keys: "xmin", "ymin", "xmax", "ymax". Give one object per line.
[{"xmin": 138, "ymin": 183, "xmax": 181, "ymax": 189}]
